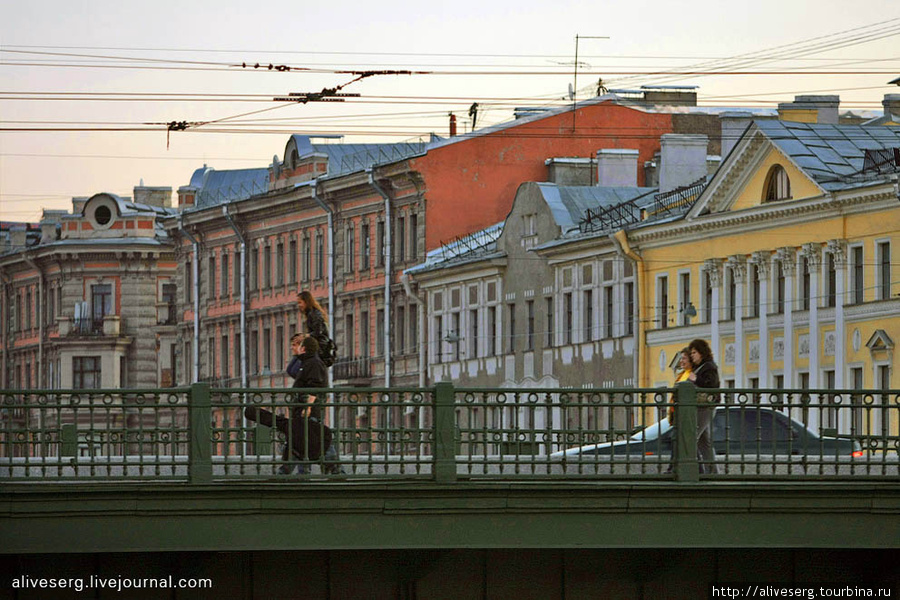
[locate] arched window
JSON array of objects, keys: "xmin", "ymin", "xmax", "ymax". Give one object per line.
[{"xmin": 763, "ymin": 165, "xmax": 791, "ymax": 202}]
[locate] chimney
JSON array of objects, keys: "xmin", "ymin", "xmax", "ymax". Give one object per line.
[
  {"xmin": 449, "ymin": 113, "xmax": 457, "ymax": 137},
  {"xmin": 778, "ymin": 95, "xmax": 839, "ymax": 124},
  {"xmin": 659, "ymin": 134, "xmax": 709, "ymax": 193},
  {"xmin": 133, "ymin": 185, "xmax": 172, "ymax": 208},
  {"xmin": 883, "ymin": 94, "xmax": 900, "ymax": 119},
  {"xmin": 596, "ymin": 149, "xmax": 639, "ymax": 187},
  {"xmin": 719, "ymin": 111, "xmax": 754, "ymax": 158}
]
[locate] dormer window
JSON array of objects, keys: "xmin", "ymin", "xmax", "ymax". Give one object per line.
[
  {"xmin": 95, "ymin": 205, "xmax": 112, "ymax": 226},
  {"xmin": 763, "ymin": 165, "xmax": 791, "ymax": 202}
]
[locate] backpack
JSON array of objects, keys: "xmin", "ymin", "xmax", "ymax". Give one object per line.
[{"xmin": 319, "ymin": 336, "xmax": 338, "ymax": 368}]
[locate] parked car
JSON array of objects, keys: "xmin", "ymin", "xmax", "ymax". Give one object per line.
[{"xmin": 550, "ymin": 405, "xmax": 863, "ymax": 460}]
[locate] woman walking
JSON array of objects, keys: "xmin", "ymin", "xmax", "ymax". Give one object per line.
[
  {"xmin": 297, "ymin": 291, "xmax": 333, "ymax": 366},
  {"xmin": 687, "ymin": 339, "xmax": 721, "ymax": 475},
  {"xmin": 666, "ymin": 348, "xmax": 693, "ymax": 474}
]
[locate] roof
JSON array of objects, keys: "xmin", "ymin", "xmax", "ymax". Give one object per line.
[
  {"xmin": 303, "ymin": 137, "xmax": 427, "ymax": 177},
  {"xmin": 405, "ymin": 222, "xmax": 504, "ymax": 275},
  {"xmin": 537, "ymin": 183, "xmax": 658, "ymax": 237},
  {"xmin": 189, "ymin": 167, "xmax": 270, "ymax": 209},
  {"xmin": 755, "ymin": 120, "xmax": 900, "ymax": 191}
]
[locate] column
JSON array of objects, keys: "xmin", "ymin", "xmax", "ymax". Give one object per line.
[
  {"xmin": 752, "ymin": 251, "xmax": 771, "ymax": 388},
  {"xmin": 828, "ymin": 240, "xmax": 847, "ymax": 390},
  {"xmin": 727, "ymin": 255, "xmax": 747, "ymax": 387},
  {"xmin": 704, "ymin": 259, "xmax": 722, "ymax": 364},
  {"xmin": 802, "ymin": 243, "xmax": 822, "ymax": 390},
  {"xmin": 778, "ymin": 247, "xmax": 797, "ymax": 389}
]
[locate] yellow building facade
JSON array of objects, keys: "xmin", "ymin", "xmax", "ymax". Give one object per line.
[{"xmin": 623, "ymin": 120, "xmax": 899, "ymax": 436}]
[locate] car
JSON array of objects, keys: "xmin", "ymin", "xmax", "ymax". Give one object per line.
[{"xmin": 550, "ymin": 405, "xmax": 863, "ymax": 460}]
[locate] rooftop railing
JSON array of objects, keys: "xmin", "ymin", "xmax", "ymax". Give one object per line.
[{"xmin": 1, "ymin": 384, "xmax": 897, "ymax": 483}]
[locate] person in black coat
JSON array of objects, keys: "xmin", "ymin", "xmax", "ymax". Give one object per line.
[
  {"xmin": 297, "ymin": 290, "xmax": 333, "ymax": 366},
  {"xmin": 687, "ymin": 338, "xmax": 721, "ymax": 475},
  {"xmin": 244, "ymin": 336, "xmax": 331, "ymax": 475}
]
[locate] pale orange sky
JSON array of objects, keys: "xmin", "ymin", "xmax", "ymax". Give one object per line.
[{"xmin": 2, "ymin": 0, "xmax": 899, "ymax": 221}]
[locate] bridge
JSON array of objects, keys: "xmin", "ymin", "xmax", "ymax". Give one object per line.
[{"xmin": 2, "ymin": 383, "xmax": 898, "ymax": 597}]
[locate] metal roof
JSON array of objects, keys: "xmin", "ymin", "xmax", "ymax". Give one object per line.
[
  {"xmin": 756, "ymin": 120, "xmax": 900, "ymax": 190},
  {"xmin": 406, "ymin": 222, "xmax": 504, "ymax": 275},
  {"xmin": 191, "ymin": 167, "xmax": 270, "ymax": 208},
  {"xmin": 538, "ymin": 183, "xmax": 657, "ymax": 236}
]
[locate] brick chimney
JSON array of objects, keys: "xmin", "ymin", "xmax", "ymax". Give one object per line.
[
  {"xmin": 133, "ymin": 185, "xmax": 172, "ymax": 208},
  {"xmin": 659, "ymin": 134, "xmax": 709, "ymax": 193},
  {"xmin": 778, "ymin": 95, "xmax": 840, "ymax": 124}
]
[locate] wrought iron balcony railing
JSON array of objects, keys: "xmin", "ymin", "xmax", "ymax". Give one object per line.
[
  {"xmin": 1, "ymin": 384, "xmax": 897, "ymax": 483},
  {"xmin": 332, "ymin": 356, "xmax": 372, "ymax": 380}
]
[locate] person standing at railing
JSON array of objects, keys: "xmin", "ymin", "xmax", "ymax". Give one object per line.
[
  {"xmin": 297, "ymin": 291, "xmax": 344, "ymax": 475},
  {"xmin": 666, "ymin": 348, "xmax": 692, "ymax": 474},
  {"xmin": 245, "ymin": 336, "xmax": 331, "ymax": 475},
  {"xmin": 687, "ymin": 338, "xmax": 721, "ymax": 475}
]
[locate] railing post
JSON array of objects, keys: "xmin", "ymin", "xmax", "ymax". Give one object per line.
[
  {"xmin": 433, "ymin": 381, "xmax": 457, "ymax": 484},
  {"xmin": 674, "ymin": 382, "xmax": 699, "ymax": 483},
  {"xmin": 189, "ymin": 383, "xmax": 213, "ymax": 484}
]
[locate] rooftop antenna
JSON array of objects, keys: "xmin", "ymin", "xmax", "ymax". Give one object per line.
[{"xmin": 572, "ymin": 34, "xmax": 609, "ymax": 131}]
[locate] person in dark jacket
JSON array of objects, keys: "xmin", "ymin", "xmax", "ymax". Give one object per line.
[
  {"xmin": 687, "ymin": 338, "xmax": 721, "ymax": 475},
  {"xmin": 245, "ymin": 336, "xmax": 331, "ymax": 475}
]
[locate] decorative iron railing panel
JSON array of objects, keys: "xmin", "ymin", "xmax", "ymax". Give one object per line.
[{"xmin": 1, "ymin": 385, "xmax": 897, "ymax": 482}]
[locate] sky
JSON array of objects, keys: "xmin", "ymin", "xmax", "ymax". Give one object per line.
[{"xmin": 2, "ymin": 0, "xmax": 899, "ymax": 221}]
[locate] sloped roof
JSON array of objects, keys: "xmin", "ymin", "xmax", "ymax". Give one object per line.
[
  {"xmin": 190, "ymin": 167, "xmax": 270, "ymax": 208},
  {"xmin": 405, "ymin": 222, "xmax": 504, "ymax": 275},
  {"xmin": 756, "ymin": 120, "xmax": 900, "ymax": 191},
  {"xmin": 537, "ymin": 183, "xmax": 657, "ymax": 236}
]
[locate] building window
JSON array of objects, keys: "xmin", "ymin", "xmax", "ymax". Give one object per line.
[
  {"xmin": 275, "ymin": 325, "xmax": 284, "ymax": 372},
  {"xmin": 451, "ymin": 311, "xmax": 460, "ymax": 361},
  {"xmin": 185, "ymin": 341, "xmax": 192, "ymax": 383},
  {"xmin": 397, "ymin": 305, "xmax": 406, "ymax": 354},
  {"xmin": 397, "ymin": 216, "xmax": 406, "ymax": 262},
  {"xmin": 625, "ymin": 282, "xmax": 634, "ymax": 335},
  {"xmin": 526, "ymin": 300, "xmax": 535, "ymax": 351},
  {"xmin": 249, "ymin": 247, "xmax": 259, "ymax": 291},
  {"xmin": 702, "ymin": 271, "xmax": 712, "ymax": 324},
  {"xmin": 851, "ymin": 246, "xmax": 864, "ymax": 304},
  {"xmin": 657, "ymin": 275, "xmax": 669, "ymax": 329},
  {"xmin": 208, "ymin": 337, "xmax": 216, "ymax": 379},
  {"xmin": 361, "ymin": 222, "xmax": 370, "ymax": 270},
  {"xmin": 409, "ymin": 307, "xmax": 417, "ymax": 357},
  {"xmin": 347, "ymin": 225, "xmax": 356, "ymax": 274},
  {"xmin": 73, "ymin": 356, "xmax": 101, "ymax": 389},
  {"xmin": 234, "ymin": 332, "xmax": 242, "ymax": 378},
  {"xmin": 488, "ymin": 306, "xmax": 497, "ymax": 356},
  {"xmin": 409, "ymin": 214, "xmax": 418, "ymax": 262},
  {"xmin": 583, "ymin": 291, "xmax": 593, "ymax": 342},
  {"xmin": 749, "ymin": 265, "xmax": 759, "ymax": 318},
  {"xmin": 276, "ymin": 241, "xmax": 285, "ymax": 287},
  {"xmin": 315, "ymin": 233, "xmax": 324, "ymax": 280},
  {"xmin": 221, "ymin": 335, "xmax": 229, "ymax": 380},
  {"xmin": 234, "ymin": 249, "xmax": 242, "ymax": 296},
  {"xmin": 221, "ymin": 253, "xmax": 229, "ymax": 298},
  {"xmin": 507, "ymin": 303, "xmax": 516, "ymax": 353},
  {"xmin": 376, "ymin": 221, "xmax": 385, "ymax": 268},
  {"xmin": 432, "ymin": 315, "xmax": 440, "ymax": 362},
  {"xmin": 289, "ymin": 239, "xmax": 298, "ymax": 285},
  {"xmin": 185, "ymin": 258, "xmax": 193, "ymax": 302},
  {"xmin": 264, "ymin": 244, "xmax": 272, "ymax": 289},
  {"xmin": 25, "ymin": 289, "xmax": 32, "ymax": 330},
  {"xmin": 469, "ymin": 308, "xmax": 479, "ymax": 357},
  {"xmin": 302, "ymin": 236, "xmax": 311, "ymax": 283},
  {"xmin": 360, "ymin": 310, "xmax": 370, "ymax": 357},
  {"xmin": 546, "ymin": 297, "xmax": 554, "ymax": 347},
  {"xmin": 726, "ymin": 270, "xmax": 736, "ymax": 320},
  {"xmin": 680, "ymin": 272, "xmax": 692, "ymax": 325},
  {"xmin": 763, "ymin": 164, "xmax": 791, "ymax": 202},
  {"xmin": 250, "ymin": 330, "xmax": 259, "ymax": 374},
  {"xmin": 800, "ymin": 257, "xmax": 811, "ymax": 310},
  {"xmin": 376, "ymin": 309, "xmax": 385, "ymax": 356},
  {"xmin": 262, "ymin": 328, "xmax": 271, "ymax": 372},
  {"xmin": 851, "ymin": 366, "xmax": 864, "ymax": 434},
  {"xmin": 877, "ymin": 241, "xmax": 891, "ymax": 300},
  {"xmin": 208, "ymin": 255, "xmax": 216, "ymax": 299},
  {"xmin": 564, "ymin": 293, "xmax": 573, "ymax": 344},
  {"xmin": 91, "ymin": 283, "xmax": 112, "ymax": 330},
  {"xmin": 162, "ymin": 283, "xmax": 176, "ymax": 325},
  {"xmin": 825, "ymin": 252, "xmax": 836, "ymax": 308},
  {"xmin": 345, "ymin": 314, "xmax": 355, "ymax": 358}
]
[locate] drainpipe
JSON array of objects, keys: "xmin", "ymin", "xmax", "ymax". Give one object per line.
[
  {"xmin": 178, "ymin": 214, "xmax": 200, "ymax": 383},
  {"xmin": 0, "ymin": 268, "xmax": 9, "ymax": 388},
  {"xmin": 368, "ymin": 170, "xmax": 392, "ymax": 389},
  {"xmin": 222, "ymin": 205, "xmax": 247, "ymax": 389},
  {"xmin": 611, "ymin": 230, "xmax": 644, "ymax": 390},
  {"xmin": 23, "ymin": 256, "xmax": 43, "ymax": 387},
  {"xmin": 307, "ymin": 181, "xmax": 334, "ymax": 380},
  {"xmin": 401, "ymin": 272, "xmax": 426, "ymax": 388}
]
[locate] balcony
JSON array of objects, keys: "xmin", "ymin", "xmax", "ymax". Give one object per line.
[
  {"xmin": 58, "ymin": 315, "xmax": 121, "ymax": 336},
  {"xmin": 333, "ymin": 356, "xmax": 372, "ymax": 381}
]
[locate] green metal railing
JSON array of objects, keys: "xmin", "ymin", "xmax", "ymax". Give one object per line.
[{"xmin": 1, "ymin": 383, "xmax": 897, "ymax": 483}]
